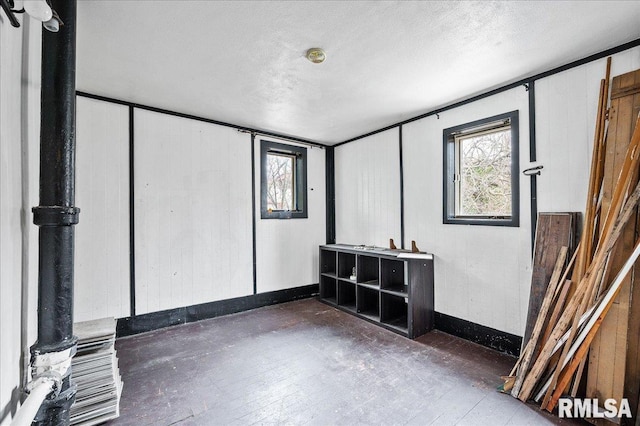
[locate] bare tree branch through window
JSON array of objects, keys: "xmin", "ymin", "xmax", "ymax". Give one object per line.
[
  {"xmin": 266, "ymin": 153, "xmax": 294, "ymax": 211},
  {"xmin": 458, "ymin": 129, "xmax": 511, "ymax": 216}
]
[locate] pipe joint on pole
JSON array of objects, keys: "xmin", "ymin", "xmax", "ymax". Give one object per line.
[{"xmin": 32, "ymin": 206, "xmax": 80, "ymax": 226}]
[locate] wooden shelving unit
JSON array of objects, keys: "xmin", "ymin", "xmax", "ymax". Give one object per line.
[{"xmin": 319, "ymin": 244, "xmax": 434, "ymax": 339}]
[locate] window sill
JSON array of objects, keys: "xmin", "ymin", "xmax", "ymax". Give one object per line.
[
  {"xmin": 261, "ymin": 210, "xmax": 308, "ymax": 219},
  {"xmin": 443, "ymin": 216, "xmax": 519, "ymax": 227}
]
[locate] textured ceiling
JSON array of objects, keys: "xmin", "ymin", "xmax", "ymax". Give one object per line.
[{"xmin": 76, "ymin": 1, "xmax": 640, "ymax": 145}]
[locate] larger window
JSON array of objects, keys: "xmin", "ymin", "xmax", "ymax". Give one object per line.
[
  {"xmin": 443, "ymin": 111, "xmax": 519, "ymax": 226},
  {"xmin": 261, "ymin": 140, "xmax": 307, "ymax": 219}
]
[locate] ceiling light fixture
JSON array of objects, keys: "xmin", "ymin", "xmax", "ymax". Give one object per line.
[{"xmin": 306, "ymin": 48, "xmax": 326, "ymax": 64}]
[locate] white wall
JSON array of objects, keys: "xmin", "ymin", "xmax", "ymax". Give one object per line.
[
  {"xmin": 332, "ymin": 47, "xmax": 640, "ymax": 337},
  {"xmin": 403, "ymin": 88, "xmax": 531, "ymax": 336},
  {"xmin": 335, "ymin": 129, "xmax": 401, "ymax": 247},
  {"xmin": 72, "ymin": 103, "xmax": 326, "ymax": 317},
  {"xmin": 535, "ymin": 46, "xmax": 640, "ymax": 212},
  {"xmin": 0, "ymin": 18, "xmax": 25, "ymax": 426},
  {"xmin": 255, "ymin": 140, "xmax": 326, "ymax": 293},
  {"xmin": 133, "ymin": 110, "xmax": 254, "ymax": 315},
  {"xmin": 75, "ymin": 98, "xmax": 130, "ymax": 321},
  {"xmin": 334, "ymin": 91, "xmax": 532, "ymax": 336},
  {"xmin": 0, "ymin": 18, "xmax": 40, "ymax": 426}
]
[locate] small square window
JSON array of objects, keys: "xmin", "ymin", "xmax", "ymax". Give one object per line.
[
  {"xmin": 443, "ymin": 111, "xmax": 519, "ymax": 226},
  {"xmin": 261, "ymin": 140, "xmax": 307, "ymax": 219}
]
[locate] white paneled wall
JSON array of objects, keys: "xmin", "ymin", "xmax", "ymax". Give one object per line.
[
  {"xmin": 535, "ymin": 46, "xmax": 640, "ymax": 212},
  {"xmin": 403, "ymin": 88, "xmax": 531, "ymax": 336},
  {"xmin": 134, "ymin": 110, "xmax": 253, "ymax": 314},
  {"xmin": 0, "ymin": 18, "xmax": 40, "ymax": 426},
  {"xmin": 255, "ymin": 141, "xmax": 326, "ymax": 293},
  {"xmin": 75, "ymin": 98, "xmax": 130, "ymax": 321},
  {"xmin": 0, "ymin": 18, "xmax": 26, "ymax": 426},
  {"xmin": 74, "ymin": 104, "xmax": 324, "ymax": 317},
  {"xmin": 335, "ymin": 129, "xmax": 401, "ymax": 247}
]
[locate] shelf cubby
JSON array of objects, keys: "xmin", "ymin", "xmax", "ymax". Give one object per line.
[
  {"xmin": 357, "ymin": 286, "xmax": 380, "ymax": 321},
  {"xmin": 320, "ymin": 275, "xmax": 337, "ymax": 304},
  {"xmin": 380, "ymin": 258, "xmax": 407, "ymax": 294},
  {"xmin": 381, "ymin": 293, "xmax": 408, "ymax": 332},
  {"xmin": 357, "ymin": 255, "xmax": 379, "ymax": 286},
  {"xmin": 320, "ymin": 249, "xmax": 337, "ymax": 276},
  {"xmin": 337, "ymin": 281, "xmax": 356, "ymax": 312},
  {"xmin": 319, "ymin": 244, "xmax": 434, "ymax": 339},
  {"xmin": 338, "ymin": 252, "xmax": 356, "ymax": 280}
]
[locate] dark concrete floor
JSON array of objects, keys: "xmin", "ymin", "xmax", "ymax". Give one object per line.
[{"xmin": 107, "ymin": 298, "xmax": 582, "ymax": 425}]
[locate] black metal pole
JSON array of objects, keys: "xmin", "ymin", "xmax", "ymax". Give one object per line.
[
  {"xmin": 31, "ymin": 0, "xmax": 79, "ymax": 424},
  {"xmin": 325, "ymin": 146, "xmax": 335, "ymax": 244},
  {"xmin": 528, "ymin": 80, "xmax": 538, "ymax": 253},
  {"xmin": 398, "ymin": 126, "xmax": 405, "ymax": 250}
]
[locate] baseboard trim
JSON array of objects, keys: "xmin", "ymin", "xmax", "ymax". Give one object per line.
[
  {"xmin": 116, "ymin": 284, "xmax": 319, "ymax": 338},
  {"xmin": 116, "ymin": 289, "xmax": 522, "ymax": 357},
  {"xmin": 434, "ymin": 312, "xmax": 522, "ymax": 356}
]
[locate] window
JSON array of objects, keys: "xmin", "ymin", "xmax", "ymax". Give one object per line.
[
  {"xmin": 261, "ymin": 140, "xmax": 307, "ymax": 219},
  {"xmin": 443, "ymin": 110, "xmax": 519, "ymax": 226}
]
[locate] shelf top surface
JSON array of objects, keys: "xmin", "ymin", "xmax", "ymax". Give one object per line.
[{"xmin": 320, "ymin": 244, "xmax": 433, "ymax": 260}]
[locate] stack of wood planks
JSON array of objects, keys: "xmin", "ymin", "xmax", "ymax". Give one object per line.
[
  {"xmin": 508, "ymin": 59, "xmax": 640, "ymax": 421},
  {"xmin": 586, "ymin": 66, "xmax": 640, "ymax": 425}
]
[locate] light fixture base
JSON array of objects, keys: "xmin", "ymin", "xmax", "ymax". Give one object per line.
[{"xmin": 306, "ymin": 48, "xmax": 326, "ymax": 64}]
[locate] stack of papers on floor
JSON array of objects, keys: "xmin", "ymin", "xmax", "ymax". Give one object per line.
[{"xmin": 70, "ymin": 317, "xmax": 123, "ymax": 425}]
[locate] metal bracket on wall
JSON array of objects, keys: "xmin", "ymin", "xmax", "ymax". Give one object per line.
[{"xmin": 523, "ymin": 165, "xmax": 544, "ymax": 176}]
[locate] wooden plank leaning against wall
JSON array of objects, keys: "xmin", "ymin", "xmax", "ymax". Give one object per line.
[
  {"xmin": 522, "ymin": 213, "xmax": 578, "ymax": 346},
  {"xmin": 587, "ymin": 69, "xmax": 640, "ymax": 425}
]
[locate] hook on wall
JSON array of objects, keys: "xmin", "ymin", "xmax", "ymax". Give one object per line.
[
  {"xmin": 436, "ymin": 113, "xmax": 440, "ymax": 120},
  {"xmin": 523, "ymin": 83, "xmax": 530, "ymax": 92},
  {"xmin": 523, "ymin": 165, "xmax": 543, "ymax": 176}
]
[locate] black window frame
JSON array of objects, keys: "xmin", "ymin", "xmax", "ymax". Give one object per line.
[
  {"xmin": 443, "ymin": 110, "xmax": 520, "ymax": 227},
  {"xmin": 261, "ymin": 140, "xmax": 308, "ymax": 219}
]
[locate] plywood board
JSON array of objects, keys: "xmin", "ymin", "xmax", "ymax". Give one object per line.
[{"xmin": 523, "ymin": 213, "xmax": 576, "ymax": 346}]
